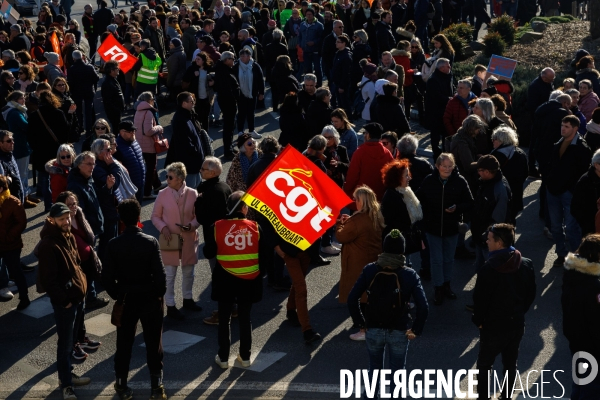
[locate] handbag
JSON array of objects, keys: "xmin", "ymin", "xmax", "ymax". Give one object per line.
[
  {"xmin": 144, "ymin": 111, "xmax": 169, "ymax": 153},
  {"xmin": 158, "ymin": 190, "xmax": 188, "ymax": 251},
  {"xmin": 111, "ymin": 294, "xmax": 126, "ymax": 327}
]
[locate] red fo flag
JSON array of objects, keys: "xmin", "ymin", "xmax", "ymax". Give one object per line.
[
  {"xmin": 97, "ymin": 34, "xmax": 138, "ymax": 74},
  {"xmin": 49, "ymin": 32, "xmax": 63, "ymax": 67},
  {"xmin": 241, "ymin": 146, "xmax": 353, "ymax": 251}
]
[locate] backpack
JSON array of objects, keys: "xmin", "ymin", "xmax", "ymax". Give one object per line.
[
  {"xmin": 365, "ymin": 265, "xmax": 404, "ymax": 329},
  {"xmin": 352, "ymin": 80, "xmax": 373, "ymax": 120}
]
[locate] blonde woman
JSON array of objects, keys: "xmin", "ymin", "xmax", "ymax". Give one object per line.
[
  {"xmin": 151, "ymin": 162, "xmax": 201, "ymax": 320},
  {"xmin": 336, "ymin": 185, "xmax": 384, "ymax": 340},
  {"xmin": 83, "ymin": 118, "xmax": 111, "ymax": 151}
]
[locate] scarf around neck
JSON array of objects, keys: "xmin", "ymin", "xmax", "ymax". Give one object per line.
[
  {"xmin": 377, "ymin": 253, "xmax": 406, "ymax": 270},
  {"xmin": 8, "ymin": 100, "xmax": 27, "ymax": 114},
  {"xmin": 239, "ymin": 60, "xmax": 254, "ymax": 98},
  {"xmin": 396, "ymin": 186, "xmax": 423, "ymax": 224}
]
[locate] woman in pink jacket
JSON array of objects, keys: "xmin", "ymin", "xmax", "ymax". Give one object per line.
[
  {"xmin": 134, "ymin": 91, "xmax": 165, "ymax": 199},
  {"xmin": 151, "ymin": 162, "xmax": 201, "ymax": 320}
]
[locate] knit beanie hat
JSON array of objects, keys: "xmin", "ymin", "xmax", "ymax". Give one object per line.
[
  {"xmin": 171, "ymin": 38, "xmax": 182, "ymax": 47},
  {"xmin": 45, "ymin": 52, "xmax": 59, "ymax": 64},
  {"xmin": 107, "ymin": 24, "xmax": 118, "ymax": 33},
  {"xmin": 383, "ymin": 229, "xmax": 406, "ymax": 255}
]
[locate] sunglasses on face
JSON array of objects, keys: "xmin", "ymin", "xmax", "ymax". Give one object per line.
[
  {"xmin": 56, "ymin": 83, "xmax": 66, "ymax": 87},
  {"xmin": 3, "ymin": 139, "xmax": 13, "ymax": 143},
  {"xmin": 167, "ymin": 175, "xmax": 176, "ymax": 180},
  {"xmin": 60, "ymin": 154, "xmax": 71, "ymax": 159},
  {"xmin": 411, "ymin": 46, "xmax": 419, "ymax": 48},
  {"xmin": 323, "ymin": 135, "xmax": 334, "ymax": 139},
  {"xmin": 95, "ymin": 126, "xmax": 107, "ymax": 130},
  {"xmin": 246, "ymin": 141, "xmax": 255, "ymax": 146}
]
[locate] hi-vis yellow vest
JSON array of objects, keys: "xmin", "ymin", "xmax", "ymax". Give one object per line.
[
  {"xmin": 136, "ymin": 53, "xmax": 161, "ymax": 84},
  {"xmin": 215, "ymin": 219, "xmax": 260, "ymax": 280}
]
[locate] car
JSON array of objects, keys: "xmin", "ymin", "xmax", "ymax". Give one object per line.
[{"xmin": 13, "ymin": 0, "xmax": 38, "ymax": 16}]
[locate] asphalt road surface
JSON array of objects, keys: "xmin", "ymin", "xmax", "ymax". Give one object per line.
[{"xmin": 0, "ymin": 2, "xmax": 574, "ymax": 399}]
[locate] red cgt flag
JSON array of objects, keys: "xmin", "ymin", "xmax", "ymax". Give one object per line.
[
  {"xmin": 242, "ymin": 146, "xmax": 353, "ymax": 251},
  {"xmin": 97, "ymin": 34, "xmax": 138, "ymax": 74}
]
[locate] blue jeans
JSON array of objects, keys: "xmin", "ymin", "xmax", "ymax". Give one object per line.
[
  {"xmin": 301, "ymin": 52, "xmax": 323, "ymax": 87},
  {"xmin": 365, "ymin": 328, "xmax": 410, "ymax": 399},
  {"xmin": 185, "ymin": 173, "xmax": 201, "ymax": 189},
  {"xmin": 546, "ymin": 189, "xmax": 581, "ymax": 257},
  {"xmin": 53, "ymin": 301, "xmax": 84, "ymax": 388},
  {"xmin": 37, "ymin": 168, "xmax": 51, "ymax": 210},
  {"xmin": 426, "ymin": 233, "xmax": 458, "ymax": 287}
]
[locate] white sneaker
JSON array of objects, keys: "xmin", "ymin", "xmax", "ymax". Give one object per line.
[
  {"xmin": 250, "ymin": 130, "xmax": 262, "ymax": 139},
  {"xmin": 349, "ymin": 331, "xmax": 366, "ymax": 341},
  {"xmin": 321, "ymin": 245, "xmax": 341, "ymax": 255},
  {"xmin": 237, "ymin": 354, "xmax": 252, "ymax": 367},
  {"xmin": 0, "ymin": 287, "xmax": 14, "ymax": 300},
  {"xmin": 215, "ymin": 354, "xmax": 229, "ymax": 369}
]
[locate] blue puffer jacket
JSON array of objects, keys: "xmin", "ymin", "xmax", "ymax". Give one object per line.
[
  {"xmin": 298, "ymin": 19, "xmax": 324, "ymax": 53},
  {"xmin": 114, "ymin": 135, "xmax": 146, "ymax": 203},
  {"xmin": 348, "ymin": 261, "xmax": 429, "ymax": 335}
]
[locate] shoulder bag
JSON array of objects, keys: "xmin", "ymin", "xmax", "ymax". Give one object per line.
[
  {"xmin": 37, "ymin": 109, "xmax": 60, "ymax": 144},
  {"xmin": 158, "ymin": 190, "xmax": 188, "ymax": 251}
]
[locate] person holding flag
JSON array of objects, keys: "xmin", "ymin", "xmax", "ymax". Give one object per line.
[{"xmin": 203, "ymin": 191, "xmax": 268, "ymax": 369}]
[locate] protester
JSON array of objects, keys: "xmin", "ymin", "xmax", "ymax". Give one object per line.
[
  {"xmin": 425, "ymin": 58, "xmax": 454, "ymax": 160},
  {"xmin": 204, "ymin": 191, "xmax": 266, "ymax": 369},
  {"xmin": 151, "ymin": 162, "xmax": 201, "ymax": 320},
  {"xmin": 45, "ymin": 144, "xmax": 76, "ymax": 204},
  {"xmin": 473, "ymin": 223, "xmax": 536, "ymax": 400},
  {"xmin": 226, "ymin": 133, "xmax": 259, "ymax": 192},
  {"xmin": 214, "ymin": 51, "xmax": 240, "ymax": 158},
  {"xmin": 113, "ymin": 120, "xmax": 146, "ymax": 203}
]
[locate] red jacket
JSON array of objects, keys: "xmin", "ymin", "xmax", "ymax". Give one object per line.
[
  {"xmin": 443, "ymin": 95, "xmax": 471, "ymax": 137},
  {"xmin": 343, "ymin": 141, "xmax": 394, "ymax": 209},
  {"xmin": 391, "ymin": 49, "xmax": 414, "ymax": 87},
  {"xmin": 47, "ymin": 161, "xmax": 71, "ymax": 203}
]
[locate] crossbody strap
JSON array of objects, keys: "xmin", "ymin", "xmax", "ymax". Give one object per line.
[{"xmin": 37, "ymin": 110, "xmax": 59, "ymax": 143}]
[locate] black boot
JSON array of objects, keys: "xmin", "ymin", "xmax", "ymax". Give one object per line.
[
  {"xmin": 433, "ymin": 286, "xmax": 444, "ymax": 305},
  {"xmin": 286, "ymin": 310, "xmax": 301, "ymax": 327},
  {"xmin": 443, "ymin": 281, "xmax": 457, "ymax": 299},
  {"xmin": 182, "ymin": 299, "xmax": 203, "ymax": 311},
  {"xmin": 114, "ymin": 377, "xmax": 133, "ymax": 400},
  {"xmin": 166, "ymin": 306, "xmax": 185, "ymax": 320}
]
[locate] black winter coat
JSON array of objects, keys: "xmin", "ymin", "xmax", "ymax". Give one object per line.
[
  {"xmin": 101, "ymin": 75, "xmax": 125, "ymax": 114},
  {"xmin": 321, "ymin": 32, "xmax": 337, "ymax": 76},
  {"xmin": 9, "ymin": 33, "xmax": 30, "ymax": 52},
  {"xmin": 531, "ymin": 100, "xmax": 570, "ymax": 173},
  {"xmin": 403, "ymin": 154, "xmax": 434, "ymax": 191},
  {"xmin": 92, "ymin": 159, "xmax": 122, "ymax": 222},
  {"xmin": 143, "ymin": 26, "xmax": 166, "ymax": 62},
  {"xmin": 103, "ymin": 226, "xmax": 167, "ymax": 300},
  {"xmin": 247, "ymin": 153, "xmax": 276, "ymax": 188},
  {"xmin": 415, "ymin": 168, "xmax": 474, "ymax": 237},
  {"xmin": 381, "ymin": 188, "xmax": 412, "ymax": 238},
  {"xmin": 195, "ymin": 176, "xmax": 232, "ymax": 240},
  {"xmin": 68, "ymin": 60, "xmax": 99, "ymax": 98},
  {"xmin": 373, "ymin": 94, "xmax": 410, "ymax": 136},
  {"xmin": 307, "ymin": 100, "xmax": 333, "ymax": 138},
  {"xmin": 213, "ymin": 60, "xmax": 240, "ymax": 102},
  {"xmin": 264, "ymin": 40, "xmax": 288, "ymax": 82},
  {"xmin": 375, "ymin": 21, "xmax": 395, "ymax": 54},
  {"xmin": 270, "ymin": 64, "xmax": 299, "ymax": 100},
  {"xmin": 232, "ymin": 61, "xmax": 265, "ymax": 98},
  {"xmin": 526, "ymin": 74, "xmax": 553, "ymax": 116},
  {"xmin": 204, "ymin": 212, "xmax": 266, "ymax": 303},
  {"xmin": 470, "ymin": 171, "xmax": 512, "ymax": 246},
  {"xmin": 53, "ymin": 90, "xmax": 79, "ymax": 142},
  {"xmin": 26, "ymin": 104, "xmax": 69, "ymax": 170},
  {"xmin": 165, "ymin": 107, "xmax": 214, "ymax": 175},
  {"xmin": 93, "ymin": 7, "xmax": 114, "ymax": 36},
  {"xmin": 66, "ymin": 167, "xmax": 104, "ymax": 236},
  {"xmin": 425, "ymin": 69, "xmax": 454, "ymax": 132},
  {"xmin": 473, "ymin": 249, "xmax": 536, "ymax": 331},
  {"xmin": 571, "ymin": 166, "xmax": 600, "ymax": 236},
  {"xmin": 546, "ymin": 134, "xmax": 591, "ymax": 195},
  {"xmin": 351, "ymin": 42, "xmax": 372, "ymax": 87},
  {"xmin": 279, "ymin": 103, "xmax": 308, "ymax": 150},
  {"xmin": 330, "ymin": 48, "xmax": 353, "ymax": 89},
  {"xmin": 491, "ymin": 145, "xmax": 528, "ymax": 218},
  {"xmin": 562, "ymin": 253, "xmax": 600, "ymax": 360}
]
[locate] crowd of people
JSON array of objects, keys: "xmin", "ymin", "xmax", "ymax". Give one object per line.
[{"xmin": 0, "ymin": 0, "xmax": 599, "ymax": 399}]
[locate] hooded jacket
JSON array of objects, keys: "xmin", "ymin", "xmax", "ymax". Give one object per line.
[
  {"xmin": 166, "ymin": 44, "xmax": 187, "ymax": 88},
  {"xmin": 38, "ymin": 219, "xmax": 87, "ymax": 307},
  {"xmin": 562, "ymin": 253, "xmax": 600, "ymax": 360},
  {"xmin": 391, "ymin": 48, "xmax": 413, "ymax": 86},
  {"xmin": 343, "ymin": 141, "xmax": 394, "ymax": 202},
  {"xmin": 472, "ymin": 248, "xmax": 536, "ymax": 330}
]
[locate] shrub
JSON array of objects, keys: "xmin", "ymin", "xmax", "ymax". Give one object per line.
[
  {"xmin": 442, "ymin": 22, "xmax": 473, "ymax": 43},
  {"xmin": 443, "ymin": 31, "xmax": 468, "ymax": 60},
  {"xmin": 488, "ymin": 14, "xmax": 516, "ymax": 46},
  {"xmin": 530, "ymin": 15, "xmax": 576, "ymax": 24},
  {"xmin": 515, "ymin": 22, "xmax": 532, "ymax": 42},
  {"xmin": 482, "ymin": 32, "xmax": 507, "ymax": 57}
]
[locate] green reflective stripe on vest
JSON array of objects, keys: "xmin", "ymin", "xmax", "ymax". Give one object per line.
[
  {"xmin": 222, "ymin": 264, "xmax": 259, "ymax": 275},
  {"xmin": 216, "ymin": 253, "xmax": 259, "ymax": 261},
  {"xmin": 136, "ymin": 54, "xmax": 161, "ymax": 84}
]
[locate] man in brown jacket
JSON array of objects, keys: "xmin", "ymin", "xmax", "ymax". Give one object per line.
[{"xmin": 38, "ymin": 203, "xmax": 91, "ymax": 400}]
